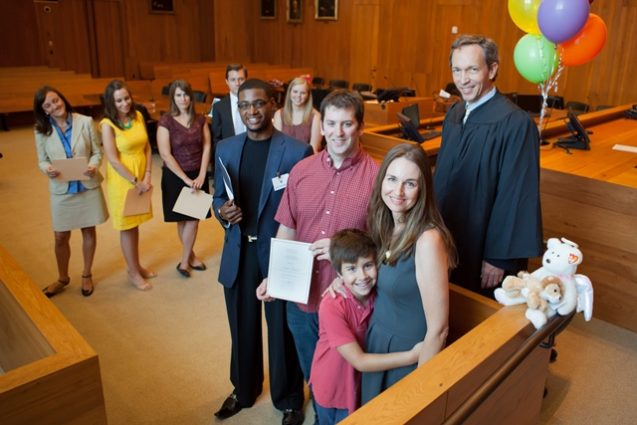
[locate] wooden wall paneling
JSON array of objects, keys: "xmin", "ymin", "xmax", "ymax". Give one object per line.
[
  {"xmin": 213, "ymin": 0, "xmax": 252, "ymax": 63},
  {"xmin": 349, "ymin": 1, "xmax": 380, "ymax": 88},
  {"xmin": 93, "ymin": 0, "xmax": 126, "ymax": 78},
  {"xmin": 199, "ymin": 0, "xmax": 215, "ymax": 61},
  {"xmin": 0, "ymin": 2, "xmax": 43, "ymax": 66},
  {"xmin": 33, "ymin": 0, "xmax": 92, "ymax": 74},
  {"xmin": 95, "ymin": 0, "xmax": 216, "ymax": 79}
]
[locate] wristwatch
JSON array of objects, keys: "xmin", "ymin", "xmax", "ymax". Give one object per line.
[{"xmin": 131, "ymin": 176, "xmax": 138, "ymax": 184}]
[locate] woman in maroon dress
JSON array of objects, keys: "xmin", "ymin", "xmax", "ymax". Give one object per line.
[{"xmin": 157, "ymin": 79, "xmax": 212, "ymax": 277}]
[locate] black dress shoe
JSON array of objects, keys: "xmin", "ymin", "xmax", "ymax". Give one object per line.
[
  {"xmin": 214, "ymin": 394, "xmax": 242, "ymax": 420},
  {"xmin": 282, "ymin": 409, "xmax": 304, "ymax": 425},
  {"xmin": 176, "ymin": 263, "xmax": 190, "ymax": 278}
]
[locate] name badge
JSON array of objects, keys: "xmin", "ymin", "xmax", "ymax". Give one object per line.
[{"xmin": 272, "ymin": 173, "xmax": 289, "ymax": 191}]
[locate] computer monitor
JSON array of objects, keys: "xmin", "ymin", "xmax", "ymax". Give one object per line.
[
  {"xmin": 401, "ymin": 103, "xmax": 420, "ymax": 128},
  {"xmin": 397, "ymin": 112, "xmax": 424, "ymax": 143},
  {"xmin": 556, "ymin": 110, "xmax": 591, "ymax": 151}
]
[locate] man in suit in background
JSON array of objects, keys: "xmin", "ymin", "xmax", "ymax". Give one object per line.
[
  {"xmin": 211, "ymin": 63, "xmax": 247, "ymax": 145},
  {"xmin": 212, "ymin": 79, "xmax": 310, "ymax": 425}
]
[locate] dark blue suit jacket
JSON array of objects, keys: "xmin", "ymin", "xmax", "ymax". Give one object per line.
[{"xmin": 213, "ymin": 130, "xmax": 313, "ymax": 288}]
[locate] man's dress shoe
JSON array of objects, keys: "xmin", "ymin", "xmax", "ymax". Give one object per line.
[
  {"xmin": 282, "ymin": 409, "xmax": 304, "ymax": 425},
  {"xmin": 214, "ymin": 394, "xmax": 242, "ymax": 419}
]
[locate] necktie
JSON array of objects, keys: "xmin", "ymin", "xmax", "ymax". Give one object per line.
[{"xmin": 463, "ymin": 107, "xmax": 471, "ymax": 125}]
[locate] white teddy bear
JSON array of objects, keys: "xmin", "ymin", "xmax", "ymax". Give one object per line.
[{"xmin": 494, "ymin": 237, "xmax": 594, "ymax": 329}]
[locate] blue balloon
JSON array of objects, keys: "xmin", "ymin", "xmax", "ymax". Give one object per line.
[{"xmin": 538, "ymin": 0, "xmax": 590, "ymax": 43}]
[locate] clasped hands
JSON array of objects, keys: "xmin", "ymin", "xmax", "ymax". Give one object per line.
[{"xmin": 185, "ymin": 173, "xmax": 206, "ymax": 191}]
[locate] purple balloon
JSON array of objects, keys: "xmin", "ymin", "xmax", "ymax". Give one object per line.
[{"xmin": 538, "ymin": 0, "xmax": 590, "ymax": 43}]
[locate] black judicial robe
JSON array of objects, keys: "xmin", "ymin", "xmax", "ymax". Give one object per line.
[{"xmin": 433, "ymin": 91, "xmax": 543, "ymax": 294}]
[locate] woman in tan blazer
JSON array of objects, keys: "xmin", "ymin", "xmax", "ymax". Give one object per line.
[{"xmin": 34, "ymin": 86, "xmax": 108, "ymax": 297}]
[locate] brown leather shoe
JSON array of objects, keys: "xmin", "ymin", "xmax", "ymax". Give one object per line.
[{"xmin": 214, "ymin": 393, "xmax": 242, "ymax": 420}]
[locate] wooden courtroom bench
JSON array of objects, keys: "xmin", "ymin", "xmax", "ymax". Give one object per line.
[
  {"xmin": 0, "ymin": 245, "xmax": 107, "ymax": 425},
  {"xmin": 0, "ymin": 68, "xmax": 120, "ymax": 129}
]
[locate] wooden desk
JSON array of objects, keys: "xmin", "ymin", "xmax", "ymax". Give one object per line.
[
  {"xmin": 0, "ymin": 246, "xmax": 107, "ymax": 425},
  {"xmin": 364, "ymin": 97, "xmax": 442, "ymax": 127},
  {"xmin": 537, "ymin": 105, "xmax": 637, "ymax": 332},
  {"xmin": 361, "ymin": 116, "xmax": 444, "ymax": 163}
]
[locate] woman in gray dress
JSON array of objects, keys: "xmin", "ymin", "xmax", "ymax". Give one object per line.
[
  {"xmin": 361, "ymin": 144, "xmax": 456, "ymax": 404},
  {"xmin": 34, "ymin": 86, "xmax": 108, "ymax": 297}
]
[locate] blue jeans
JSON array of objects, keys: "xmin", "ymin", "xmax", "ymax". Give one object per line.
[
  {"xmin": 315, "ymin": 401, "xmax": 349, "ymax": 425},
  {"xmin": 287, "ymin": 302, "xmax": 320, "ymax": 418}
]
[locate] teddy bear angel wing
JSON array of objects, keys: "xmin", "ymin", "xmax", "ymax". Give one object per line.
[{"xmin": 575, "ymin": 273, "xmax": 593, "ymax": 321}]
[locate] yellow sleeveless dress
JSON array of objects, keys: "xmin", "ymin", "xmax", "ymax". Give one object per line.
[{"xmin": 101, "ymin": 111, "xmax": 153, "ymax": 230}]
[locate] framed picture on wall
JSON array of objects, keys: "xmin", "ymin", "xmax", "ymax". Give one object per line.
[
  {"xmin": 150, "ymin": 0, "xmax": 174, "ymax": 14},
  {"xmin": 260, "ymin": 0, "xmax": 276, "ymax": 19},
  {"xmin": 315, "ymin": 0, "xmax": 337, "ymax": 20},
  {"xmin": 287, "ymin": 0, "xmax": 303, "ymax": 23}
]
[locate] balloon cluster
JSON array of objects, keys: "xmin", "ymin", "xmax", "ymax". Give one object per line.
[{"xmin": 510, "ymin": 0, "xmax": 608, "ymax": 84}]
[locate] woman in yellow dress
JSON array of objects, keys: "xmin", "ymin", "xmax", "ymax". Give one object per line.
[{"xmin": 100, "ymin": 80, "xmax": 155, "ymax": 291}]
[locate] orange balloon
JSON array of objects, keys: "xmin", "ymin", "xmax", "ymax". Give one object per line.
[{"xmin": 558, "ymin": 14, "xmax": 607, "ymax": 66}]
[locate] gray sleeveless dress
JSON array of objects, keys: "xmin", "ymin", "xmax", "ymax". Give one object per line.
[{"xmin": 361, "ymin": 251, "xmax": 427, "ymax": 404}]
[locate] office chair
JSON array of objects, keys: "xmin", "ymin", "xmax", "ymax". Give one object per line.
[
  {"xmin": 312, "ymin": 88, "xmax": 331, "ymax": 110},
  {"xmin": 134, "ymin": 103, "xmax": 158, "ymax": 152},
  {"xmin": 547, "ymin": 95, "xmax": 565, "ymax": 110},
  {"xmin": 311, "ymin": 76, "xmax": 325, "ymax": 87},
  {"xmin": 352, "ymin": 83, "xmax": 372, "ymax": 92},
  {"xmin": 565, "ymin": 100, "xmax": 590, "ymax": 115},
  {"xmin": 443, "ymin": 82, "xmax": 461, "ymax": 97},
  {"xmin": 192, "ymin": 90, "xmax": 207, "ymax": 104},
  {"xmin": 328, "ymin": 80, "xmax": 349, "ymax": 90},
  {"xmin": 161, "ymin": 85, "xmax": 170, "ymax": 96}
]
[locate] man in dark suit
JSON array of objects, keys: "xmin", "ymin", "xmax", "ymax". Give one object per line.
[
  {"xmin": 211, "ymin": 63, "xmax": 247, "ymax": 145},
  {"xmin": 212, "ymin": 79, "xmax": 310, "ymax": 425}
]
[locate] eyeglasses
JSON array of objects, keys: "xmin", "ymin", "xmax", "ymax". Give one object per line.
[{"xmin": 237, "ymin": 99, "xmax": 269, "ymax": 111}]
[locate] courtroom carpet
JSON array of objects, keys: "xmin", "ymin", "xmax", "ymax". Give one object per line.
[{"xmin": 1, "ymin": 125, "xmax": 636, "ymax": 424}]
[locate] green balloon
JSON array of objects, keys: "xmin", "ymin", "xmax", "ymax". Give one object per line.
[{"xmin": 514, "ymin": 34, "xmax": 557, "ymax": 84}]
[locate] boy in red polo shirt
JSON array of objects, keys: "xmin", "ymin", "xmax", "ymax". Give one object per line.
[{"xmin": 309, "ymin": 229, "xmax": 421, "ymax": 424}]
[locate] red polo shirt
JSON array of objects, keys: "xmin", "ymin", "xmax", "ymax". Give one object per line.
[{"xmin": 275, "ymin": 148, "xmax": 379, "ymax": 312}]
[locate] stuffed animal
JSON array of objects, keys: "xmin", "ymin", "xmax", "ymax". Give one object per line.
[
  {"xmin": 496, "ymin": 272, "xmax": 564, "ymax": 329},
  {"xmin": 494, "ymin": 237, "xmax": 594, "ymax": 329}
]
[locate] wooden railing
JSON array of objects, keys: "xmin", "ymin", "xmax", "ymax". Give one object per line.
[{"xmin": 0, "ymin": 245, "xmax": 107, "ymax": 425}]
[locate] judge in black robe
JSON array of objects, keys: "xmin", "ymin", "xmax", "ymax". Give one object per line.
[{"xmin": 433, "ymin": 90, "xmax": 543, "ymax": 296}]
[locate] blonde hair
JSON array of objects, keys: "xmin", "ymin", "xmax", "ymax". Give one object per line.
[{"xmin": 282, "ymin": 77, "xmax": 313, "ymax": 125}]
